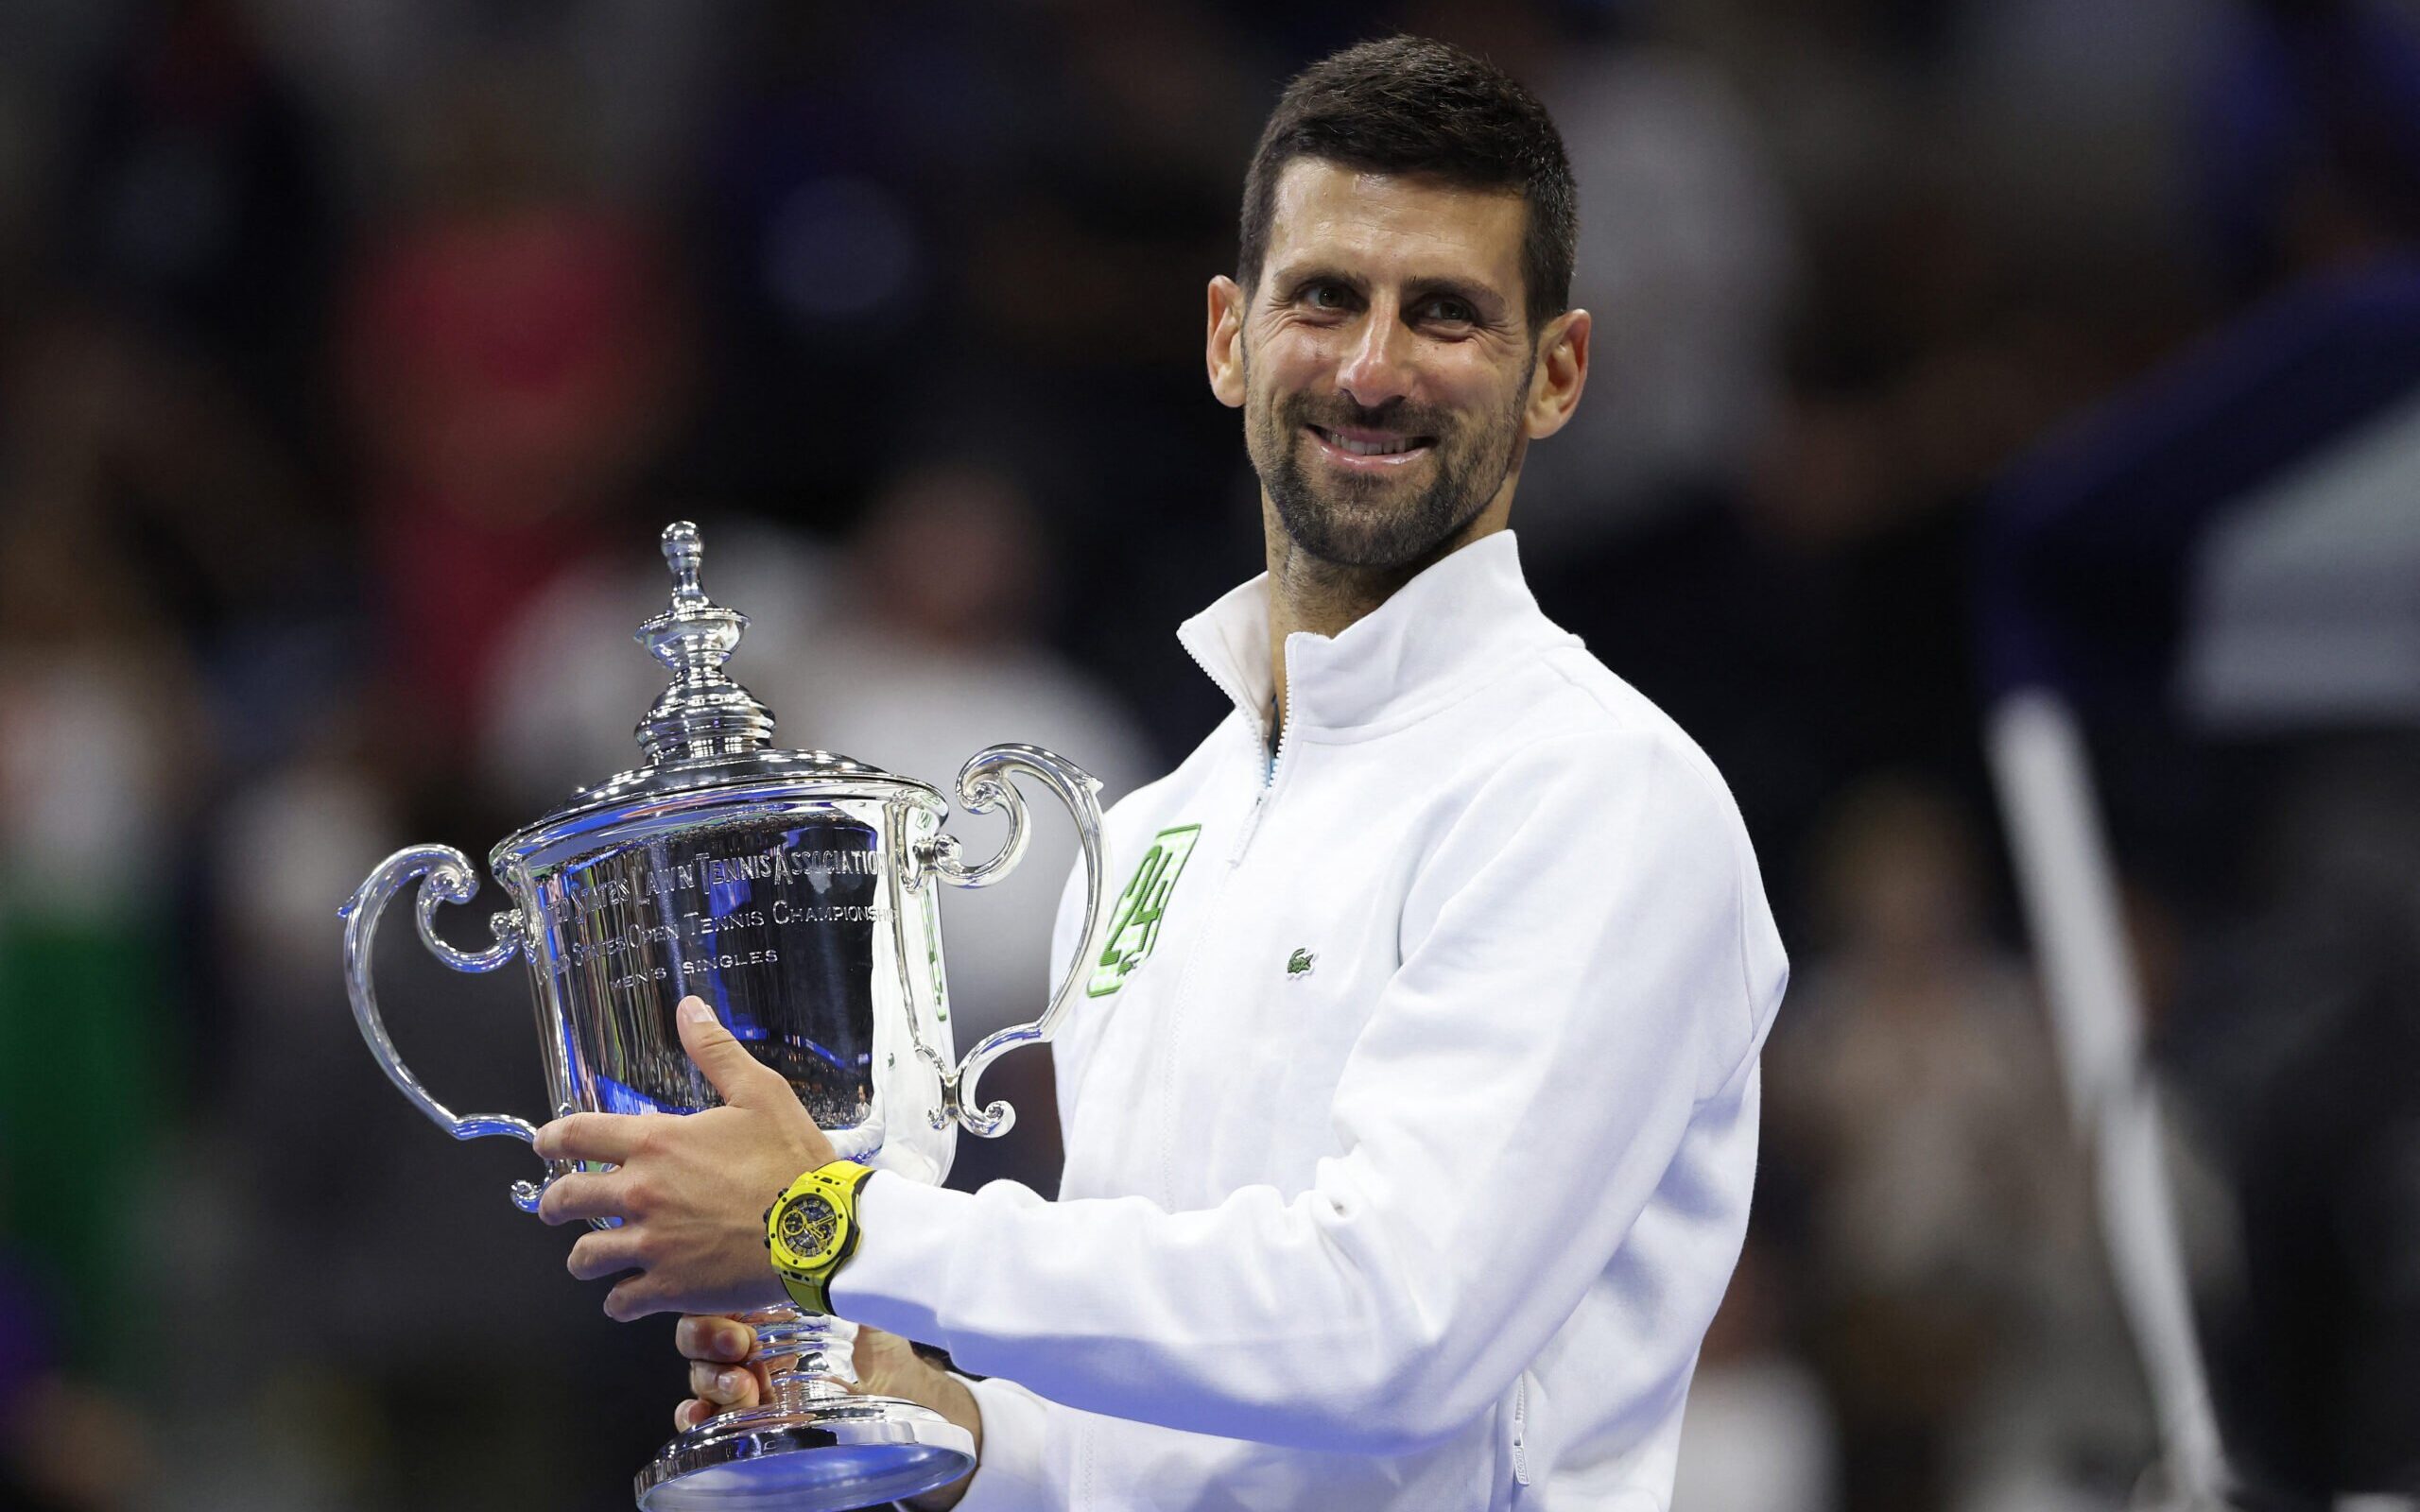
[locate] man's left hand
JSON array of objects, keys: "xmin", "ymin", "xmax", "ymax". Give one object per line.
[{"xmin": 535, "ymin": 995, "xmax": 837, "ymax": 1320}]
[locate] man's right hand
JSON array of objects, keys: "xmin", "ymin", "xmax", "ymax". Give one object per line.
[{"xmin": 673, "ymin": 1315, "xmax": 983, "ymax": 1512}]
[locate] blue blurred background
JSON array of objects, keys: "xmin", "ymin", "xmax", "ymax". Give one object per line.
[{"xmin": 2, "ymin": 0, "xmax": 2417, "ymax": 1507}]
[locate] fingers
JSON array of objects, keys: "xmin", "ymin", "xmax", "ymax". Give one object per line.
[
  {"xmin": 534, "ymin": 1111, "xmax": 648, "ymax": 1165},
  {"xmin": 676, "ymin": 1314, "xmax": 756, "ymax": 1365},
  {"xmin": 673, "ymin": 996, "xmax": 784, "ymax": 1108},
  {"xmin": 672, "ymin": 1314, "xmax": 763, "ymax": 1435},
  {"xmin": 567, "ymin": 1227, "xmax": 647, "ymax": 1281},
  {"xmin": 536, "ymin": 1169, "xmax": 639, "ymax": 1227},
  {"xmin": 688, "ymin": 1359, "xmax": 766, "ymax": 1407},
  {"xmin": 605, "ymin": 1270, "xmax": 683, "ymax": 1322},
  {"xmin": 672, "ymin": 1383, "xmax": 762, "ymax": 1433}
]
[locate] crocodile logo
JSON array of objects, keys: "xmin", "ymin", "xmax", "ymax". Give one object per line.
[{"xmin": 1287, "ymin": 948, "xmax": 1315, "ymax": 979}]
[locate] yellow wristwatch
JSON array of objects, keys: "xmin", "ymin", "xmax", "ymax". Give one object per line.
[{"xmin": 763, "ymin": 1160, "xmax": 875, "ymax": 1314}]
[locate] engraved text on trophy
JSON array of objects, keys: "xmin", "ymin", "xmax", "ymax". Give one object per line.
[{"xmin": 531, "ymin": 816, "xmax": 890, "ymax": 1131}]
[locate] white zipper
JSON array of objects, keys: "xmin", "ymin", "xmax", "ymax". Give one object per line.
[
  {"xmin": 1230, "ymin": 691, "xmax": 1296, "ymax": 860},
  {"xmin": 1178, "ymin": 631, "xmax": 1298, "ymax": 862},
  {"xmin": 1510, "ymin": 1374, "xmax": 1531, "ymax": 1486}
]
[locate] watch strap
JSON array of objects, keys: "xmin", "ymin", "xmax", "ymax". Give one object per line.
[{"xmin": 777, "ymin": 1266, "xmax": 833, "ymax": 1315}]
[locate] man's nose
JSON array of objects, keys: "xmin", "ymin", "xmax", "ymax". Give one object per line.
[{"xmin": 1336, "ymin": 306, "xmax": 1415, "ymax": 410}]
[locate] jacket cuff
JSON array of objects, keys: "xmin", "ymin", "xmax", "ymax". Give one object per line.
[
  {"xmin": 948, "ymin": 1374, "xmax": 1050, "ymax": 1511},
  {"xmin": 832, "ymin": 1170, "xmax": 974, "ymax": 1343}
]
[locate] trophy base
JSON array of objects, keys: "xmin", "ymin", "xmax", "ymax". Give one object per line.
[{"xmin": 634, "ymin": 1394, "xmax": 977, "ymax": 1511}]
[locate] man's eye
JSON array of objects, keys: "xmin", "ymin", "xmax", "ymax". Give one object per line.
[
  {"xmin": 1304, "ymin": 284, "xmax": 1351, "ymax": 310},
  {"xmin": 1420, "ymin": 297, "xmax": 1476, "ymax": 324}
]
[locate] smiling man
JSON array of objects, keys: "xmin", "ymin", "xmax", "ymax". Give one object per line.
[{"xmin": 537, "ymin": 36, "xmax": 1789, "ymax": 1510}]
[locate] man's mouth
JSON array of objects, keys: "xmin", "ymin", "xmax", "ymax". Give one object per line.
[{"xmin": 1305, "ymin": 423, "xmax": 1436, "ymax": 465}]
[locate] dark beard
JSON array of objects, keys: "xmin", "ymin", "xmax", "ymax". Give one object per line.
[{"xmin": 1248, "ymin": 368, "xmax": 1530, "ymax": 571}]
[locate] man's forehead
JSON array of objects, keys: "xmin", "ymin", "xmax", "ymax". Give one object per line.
[{"xmin": 1262, "ymin": 158, "xmax": 1525, "ymax": 290}]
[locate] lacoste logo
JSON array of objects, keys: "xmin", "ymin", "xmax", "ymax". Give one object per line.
[
  {"xmin": 1287, "ymin": 948, "xmax": 1315, "ymax": 979},
  {"xmin": 1085, "ymin": 824, "xmax": 1201, "ymax": 997}
]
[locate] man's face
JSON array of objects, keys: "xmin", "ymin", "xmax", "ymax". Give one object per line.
[{"xmin": 1219, "ymin": 160, "xmax": 1544, "ymax": 570}]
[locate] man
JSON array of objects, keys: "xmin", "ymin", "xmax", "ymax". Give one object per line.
[{"xmin": 537, "ymin": 36, "xmax": 1789, "ymax": 1509}]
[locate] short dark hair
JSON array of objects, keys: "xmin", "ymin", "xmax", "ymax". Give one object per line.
[{"xmin": 1238, "ymin": 36, "xmax": 1577, "ymax": 334}]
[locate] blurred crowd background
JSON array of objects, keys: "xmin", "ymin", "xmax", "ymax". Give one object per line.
[{"xmin": 3, "ymin": 0, "xmax": 2418, "ymax": 1508}]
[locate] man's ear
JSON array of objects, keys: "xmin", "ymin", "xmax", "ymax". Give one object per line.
[
  {"xmin": 1522, "ymin": 307, "xmax": 1591, "ymax": 441},
  {"xmin": 1206, "ymin": 275, "xmax": 1248, "ymax": 409}
]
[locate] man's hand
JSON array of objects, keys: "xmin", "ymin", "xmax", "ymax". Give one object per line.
[
  {"xmin": 535, "ymin": 996, "xmax": 837, "ymax": 1319},
  {"xmin": 674, "ymin": 1316, "xmax": 982, "ymax": 1512}
]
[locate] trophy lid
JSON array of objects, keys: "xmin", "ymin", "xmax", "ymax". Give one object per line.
[
  {"xmin": 633, "ymin": 520, "xmax": 779, "ymax": 764},
  {"xmin": 509, "ymin": 522, "xmax": 936, "ymax": 839}
]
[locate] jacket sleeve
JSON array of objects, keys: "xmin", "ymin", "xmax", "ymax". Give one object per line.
[{"xmin": 834, "ymin": 728, "xmax": 1787, "ymax": 1452}]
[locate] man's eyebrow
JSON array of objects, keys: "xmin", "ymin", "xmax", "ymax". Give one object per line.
[
  {"xmin": 1264, "ymin": 264, "xmax": 1363, "ymax": 297},
  {"xmin": 1403, "ymin": 275, "xmax": 1509, "ymax": 318}
]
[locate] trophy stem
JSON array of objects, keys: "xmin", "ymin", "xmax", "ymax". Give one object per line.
[
  {"xmin": 638, "ymin": 1304, "xmax": 975, "ymax": 1510},
  {"xmin": 745, "ymin": 1305, "xmax": 855, "ymax": 1406}
]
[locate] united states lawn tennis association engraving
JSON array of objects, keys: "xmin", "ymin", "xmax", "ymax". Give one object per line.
[
  {"xmin": 542, "ymin": 838, "xmax": 890, "ymax": 982},
  {"xmin": 544, "ymin": 840, "xmax": 882, "ymax": 922}
]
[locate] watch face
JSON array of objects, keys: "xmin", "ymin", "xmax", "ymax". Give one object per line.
[{"xmin": 780, "ymin": 1194, "xmax": 841, "ymax": 1262}]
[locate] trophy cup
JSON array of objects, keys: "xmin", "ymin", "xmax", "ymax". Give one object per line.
[{"xmin": 338, "ymin": 522, "xmax": 1113, "ymax": 1509}]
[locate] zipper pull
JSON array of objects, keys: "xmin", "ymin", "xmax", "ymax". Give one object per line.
[{"xmin": 1509, "ymin": 1376, "xmax": 1532, "ymax": 1487}]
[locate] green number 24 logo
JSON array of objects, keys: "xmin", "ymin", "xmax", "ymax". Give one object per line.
[{"xmin": 1085, "ymin": 824, "xmax": 1201, "ymax": 997}]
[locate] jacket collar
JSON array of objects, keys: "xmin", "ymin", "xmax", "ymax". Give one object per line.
[{"xmin": 1175, "ymin": 530, "xmax": 1568, "ymax": 738}]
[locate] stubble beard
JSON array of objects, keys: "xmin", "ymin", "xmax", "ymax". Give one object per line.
[{"xmin": 1246, "ymin": 359, "xmax": 1532, "ymax": 573}]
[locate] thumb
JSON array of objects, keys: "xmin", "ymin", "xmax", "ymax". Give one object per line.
[{"xmin": 676, "ymin": 995, "xmax": 773, "ymax": 1107}]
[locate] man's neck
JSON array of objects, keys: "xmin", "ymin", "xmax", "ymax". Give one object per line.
[{"xmin": 1260, "ymin": 495, "xmax": 1507, "ymax": 735}]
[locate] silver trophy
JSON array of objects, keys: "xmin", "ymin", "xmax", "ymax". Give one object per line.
[{"xmin": 338, "ymin": 522, "xmax": 1112, "ymax": 1509}]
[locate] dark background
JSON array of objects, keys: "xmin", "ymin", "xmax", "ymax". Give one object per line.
[{"xmin": 3, "ymin": 1, "xmax": 2418, "ymax": 1508}]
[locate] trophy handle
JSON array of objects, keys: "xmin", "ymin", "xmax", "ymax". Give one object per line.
[
  {"xmin": 916, "ymin": 744, "xmax": 1113, "ymax": 1137},
  {"xmin": 339, "ymin": 843, "xmax": 552, "ymax": 1212}
]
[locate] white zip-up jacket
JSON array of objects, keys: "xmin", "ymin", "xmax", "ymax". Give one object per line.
[{"xmin": 837, "ymin": 531, "xmax": 1789, "ymax": 1510}]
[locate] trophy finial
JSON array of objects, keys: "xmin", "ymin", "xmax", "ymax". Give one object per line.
[
  {"xmin": 632, "ymin": 521, "xmax": 776, "ymax": 763},
  {"xmin": 662, "ymin": 521, "xmax": 706, "ymax": 605}
]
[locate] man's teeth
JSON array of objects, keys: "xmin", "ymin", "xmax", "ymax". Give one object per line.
[{"xmin": 1326, "ymin": 430, "xmax": 1422, "ymax": 456}]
